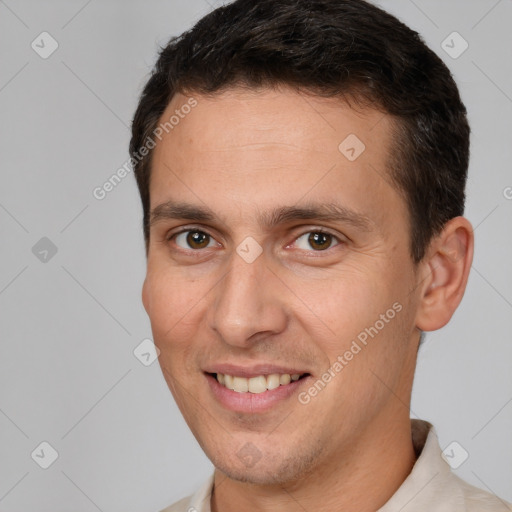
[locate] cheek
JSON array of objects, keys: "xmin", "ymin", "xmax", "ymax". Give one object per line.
[
  {"xmin": 306, "ymin": 261, "xmax": 412, "ymax": 389},
  {"xmin": 305, "ymin": 267, "xmax": 390, "ymax": 350},
  {"xmin": 144, "ymin": 268, "xmax": 207, "ymax": 357}
]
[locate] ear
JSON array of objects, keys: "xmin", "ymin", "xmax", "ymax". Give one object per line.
[
  {"xmin": 142, "ymin": 275, "xmax": 150, "ymax": 315},
  {"xmin": 415, "ymin": 216, "xmax": 474, "ymax": 331}
]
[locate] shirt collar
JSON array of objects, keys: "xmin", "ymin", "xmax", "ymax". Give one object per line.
[{"xmin": 378, "ymin": 419, "xmax": 465, "ymax": 511}]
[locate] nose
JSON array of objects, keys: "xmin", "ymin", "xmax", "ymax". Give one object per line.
[{"xmin": 209, "ymin": 248, "xmax": 288, "ymax": 348}]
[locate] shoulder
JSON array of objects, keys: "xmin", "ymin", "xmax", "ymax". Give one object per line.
[
  {"xmin": 158, "ymin": 495, "xmax": 193, "ymax": 512},
  {"xmin": 158, "ymin": 472, "xmax": 215, "ymax": 512},
  {"xmin": 454, "ymin": 474, "xmax": 512, "ymax": 511}
]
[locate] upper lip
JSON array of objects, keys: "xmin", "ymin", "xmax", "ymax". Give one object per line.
[{"xmin": 203, "ymin": 363, "xmax": 310, "ymax": 378}]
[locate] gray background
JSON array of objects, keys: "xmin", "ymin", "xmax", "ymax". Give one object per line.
[{"xmin": 0, "ymin": 0, "xmax": 511, "ymax": 510}]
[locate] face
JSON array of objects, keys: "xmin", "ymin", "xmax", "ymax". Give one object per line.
[{"xmin": 142, "ymin": 86, "xmax": 423, "ymax": 485}]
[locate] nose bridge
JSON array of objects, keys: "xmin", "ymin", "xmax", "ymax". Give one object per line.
[{"xmin": 209, "ymin": 249, "xmax": 286, "ymax": 346}]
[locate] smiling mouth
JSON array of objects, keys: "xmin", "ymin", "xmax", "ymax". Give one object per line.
[{"xmin": 208, "ymin": 372, "xmax": 310, "ymax": 393}]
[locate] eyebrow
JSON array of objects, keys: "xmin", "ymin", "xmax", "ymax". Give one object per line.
[{"xmin": 149, "ymin": 200, "xmax": 374, "ymax": 232}]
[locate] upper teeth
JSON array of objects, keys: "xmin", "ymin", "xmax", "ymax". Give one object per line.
[{"xmin": 217, "ymin": 373, "xmax": 302, "ymax": 393}]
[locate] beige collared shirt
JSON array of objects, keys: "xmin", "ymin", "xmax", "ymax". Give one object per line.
[{"xmin": 160, "ymin": 419, "xmax": 511, "ymax": 512}]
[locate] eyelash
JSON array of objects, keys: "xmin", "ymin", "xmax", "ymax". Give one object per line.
[{"xmin": 166, "ymin": 227, "xmax": 343, "ymax": 253}]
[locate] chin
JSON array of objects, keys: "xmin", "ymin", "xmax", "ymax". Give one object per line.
[{"xmin": 207, "ymin": 442, "xmax": 325, "ymax": 486}]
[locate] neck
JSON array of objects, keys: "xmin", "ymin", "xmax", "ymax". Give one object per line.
[{"xmin": 211, "ymin": 413, "xmax": 417, "ymax": 512}]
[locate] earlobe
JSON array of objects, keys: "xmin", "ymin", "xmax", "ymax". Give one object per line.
[{"xmin": 415, "ymin": 217, "xmax": 474, "ymax": 332}]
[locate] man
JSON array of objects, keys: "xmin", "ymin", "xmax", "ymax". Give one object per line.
[{"xmin": 130, "ymin": 0, "xmax": 511, "ymax": 510}]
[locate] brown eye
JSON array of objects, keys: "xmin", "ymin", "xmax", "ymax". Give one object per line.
[
  {"xmin": 294, "ymin": 231, "xmax": 340, "ymax": 251},
  {"xmin": 308, "ymin": 232, "xmax": 332, "ymax": 250},
  {"xmin": 174, "ymin": 230, "xmax": 214, "ymax": 249}
]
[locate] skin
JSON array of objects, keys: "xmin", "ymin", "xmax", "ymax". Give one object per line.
[{"xmin": 142, "ymin": 86, "xmax": 474, "ymax": 512}]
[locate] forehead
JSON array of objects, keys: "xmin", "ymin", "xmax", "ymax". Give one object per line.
[
  {"xmin": 149, "ymin": 86, "xmax": 404, "ymax": 232},
  {"xmin": 157, "ymin": 87, "xmax": 392, "ymax": 156}
]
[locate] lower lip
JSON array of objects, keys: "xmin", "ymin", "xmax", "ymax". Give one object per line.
[{"xmin": 205, "ymin": 373, "xmax": 310, "ymax": 413}]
